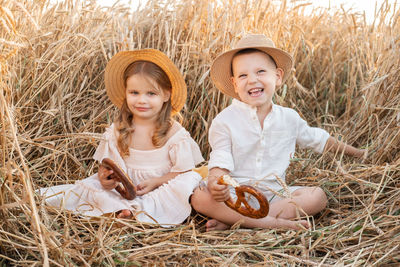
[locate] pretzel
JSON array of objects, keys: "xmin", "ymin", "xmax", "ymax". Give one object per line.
[
  {"xmin": 101, "ymin": 158, "xmax": 137, "ymax": 200},
  {"xmin": 218, "ymin": 175, "xmax": 269, "ymax": 219}
]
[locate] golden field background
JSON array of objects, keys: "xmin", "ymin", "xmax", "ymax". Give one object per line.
[{"xmin": 0, "ymin": 0, "xmax": 399, "ymax": 265}]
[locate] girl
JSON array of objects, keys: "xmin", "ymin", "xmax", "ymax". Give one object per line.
[{"xmin": 40, "ymin": 49, "xmax": 204, "ymax": 226}]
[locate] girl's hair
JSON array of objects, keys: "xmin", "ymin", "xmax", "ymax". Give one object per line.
[{"xmin": 116, "ymin": 61, "xmax": 173, "ymax": 157}]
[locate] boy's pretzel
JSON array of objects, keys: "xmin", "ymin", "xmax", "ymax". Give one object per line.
[
  {"xmin": 218, "ymin": 175, "xmax": 269, "ymax": 219},
  {"xmin": 101, "ymin": 158, "xmax": 137, "ymax": 200}
]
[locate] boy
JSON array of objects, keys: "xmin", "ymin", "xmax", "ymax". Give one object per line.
[{"xmin": 191, "ymin": 34, "xmax": 366, "ymax": 231}]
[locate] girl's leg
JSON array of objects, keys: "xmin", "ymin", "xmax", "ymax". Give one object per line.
[
  {"xmin": 268, "ymin": 187, "xmax": 327, "ymax": 219},
  {"xmin": 191, "ymin": 187, "xmax": 310, "ymax": 231}
]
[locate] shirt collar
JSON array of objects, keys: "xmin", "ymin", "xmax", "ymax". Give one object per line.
[{"xmin": 232, "ymin": 98, "xmax": 276, "ymax": 115}]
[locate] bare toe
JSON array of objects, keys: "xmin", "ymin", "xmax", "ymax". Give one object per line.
[
  {"xmin": 273, "ymin": 218, "xmax": 310, "ymax": 230},
  {"xmin": 289, "ymin": 219, "xmax": 310, "ymax": 230},
  {"xmin": 299, "ymin": 220, "xmax": 310, "ymax": 229},
  {"xmin": 206, "ymin": 219, "xmax": 229, "ymax": 231}
]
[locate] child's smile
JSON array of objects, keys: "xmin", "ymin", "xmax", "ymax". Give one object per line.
[
  {"xmin": 248, "ymin": 87, "xmax": 264, "ymax": 97},
  {"xmin": 135, "ymin": 106, "xmax": 150, "ymax": 112}
]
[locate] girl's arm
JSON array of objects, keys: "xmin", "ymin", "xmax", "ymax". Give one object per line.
[
  {"xmin": 136, "ymin": 171, "xmax": 184, "ymax": 196},
  {"xmin": 324, "ymin": 136, "xmax": 367, "ymax": 158}
]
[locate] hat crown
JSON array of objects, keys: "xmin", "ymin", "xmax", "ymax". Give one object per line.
[{"xmin": 234, "ymin": 34, "xmax": 276, "ymax": 50}]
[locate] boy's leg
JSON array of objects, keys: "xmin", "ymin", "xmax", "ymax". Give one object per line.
[
  {"xmin": 191, "ymin": 187, "xmax": 310, "ymax": 231},
  {"xmin": 268, "ymin": 187, "xmax": 327, "ymax": 219}
]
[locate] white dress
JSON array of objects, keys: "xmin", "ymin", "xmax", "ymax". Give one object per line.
[{"xmin": 39, "ymin": 123, "xmax": 204, "ymax": 226}]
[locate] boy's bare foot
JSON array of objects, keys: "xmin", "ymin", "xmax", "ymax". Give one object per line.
[
  {"xmin": 206, "ymin": 219, "xmax": 230, "ymax": 231},
  {"xmin": 116, "ymin": 209, "xmax": 133, "ymax": 219},
  {"xmin": 278, "ymin": 218, "xmax": 310, "ymax": 230}
]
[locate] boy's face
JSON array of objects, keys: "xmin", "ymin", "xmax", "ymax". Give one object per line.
[{"xmin": 231, "ymin": 51, "xmax": 283, "ymax": 111}]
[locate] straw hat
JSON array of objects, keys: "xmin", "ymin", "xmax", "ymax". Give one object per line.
[
  {"xmin": 104, "ymin": 49, "xmax": 187, "ymax": 114},
  {"xmin": 210, "ymin": 34, "xmax": 293, "ymax": 100}
]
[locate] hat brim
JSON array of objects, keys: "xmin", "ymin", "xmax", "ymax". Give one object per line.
[
  {"xmin": 104, "ymin": 49, "xmax": 187, "ymax": 114},
  {"xmin": 210, "ymin": 47, "xmax": 293, "ymax": 100}
]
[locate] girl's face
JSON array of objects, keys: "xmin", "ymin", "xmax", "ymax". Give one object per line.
[{"xmin": 125, "ymin": 74, "xmax": 171, "ymax": 122}]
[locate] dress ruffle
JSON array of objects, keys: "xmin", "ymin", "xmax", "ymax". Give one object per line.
[
  {"xmin": 93, "ymin": 124, "xmax": 128, "ymax": 173},
  {"xmin": 168, "ymin": 131, "xmax": 204, "ymax": 172},
  {"xmin": 39, "ymin": 174, "xmax": 137, "ymax": 216}
]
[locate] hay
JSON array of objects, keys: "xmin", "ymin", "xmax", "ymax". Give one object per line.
[{"xmin": 1, "ymin": 0, "xmax": 399, "ymax": 265}]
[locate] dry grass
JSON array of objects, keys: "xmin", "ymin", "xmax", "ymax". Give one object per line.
[{"xmin": 1, "ymin": 0, "xmax": 399, "ymax": 265}]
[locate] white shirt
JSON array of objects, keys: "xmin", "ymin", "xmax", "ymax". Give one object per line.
[{"xmin": 208, "ymin": 99, "xmax": 330, "ymax": 190}]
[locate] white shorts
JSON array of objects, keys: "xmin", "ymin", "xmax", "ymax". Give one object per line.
[
  {"xmin": 201, "ymin": 179, "xmax": 304, "ymax": 208},
  {"xmin": 228, "ymin": 185, "xmax": 304, "ymax": 209}
]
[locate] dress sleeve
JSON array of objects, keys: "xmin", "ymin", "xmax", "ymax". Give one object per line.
[
  {"xmin": 92, "ymin": 124, "xmax": 128, "ymax": 172},
  {"xmin": 207, "ymin": 118, "xmax": 235, "ymax": 172},
  {"xmin": 296, "ymin": 114, "xmax": 330, "ymax": 154},
  {"xmin": 168, "ymin": 131, "xmax": 204, "ymax": 172}
]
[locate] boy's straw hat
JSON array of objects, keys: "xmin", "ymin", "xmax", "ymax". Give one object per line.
[
  {"xmin": 104, "ymin": 49, "xmax": 187, "ymax": 114},
  {"xmin": 210, "ymin": 34, "xmax": 293, "ymax": 100}
]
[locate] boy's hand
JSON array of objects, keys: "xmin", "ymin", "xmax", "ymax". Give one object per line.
[
  {"xmin": 350, "ymin": 148, "xmax": 368, "ymax": 161},
  {"xmin": 98, "ymin": 164, "xmax": 118, "ymax": 190},
  {"xmin": 356, "ymin": 148, "xmax": 369, "ymax": 163},
  {"xmin": 356, "ymin": 148, "xmax": 368, "ymax": 159},
  {"xmin": 207, "ymin": 176, "xmax": 230, "ymax": 202}
]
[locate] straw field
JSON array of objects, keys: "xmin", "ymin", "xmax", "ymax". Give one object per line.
[{"xmin": 1, "ymin": 0, "xmax": 399, "ymax": 265}]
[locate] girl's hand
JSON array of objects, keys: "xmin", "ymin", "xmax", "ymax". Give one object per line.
[
  {"xmin": 98, "ymin": 164, "xmax": 118, "ymax": 190},
  {"xmin": 136, "ymin": 178, "xmax": 161, "ymax": 196},
  {"xmin": 207, "ymin": 176, "xmax": 230, "ymax": 202}
]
